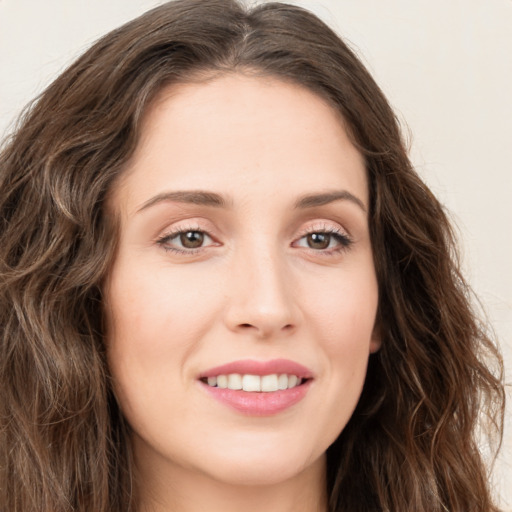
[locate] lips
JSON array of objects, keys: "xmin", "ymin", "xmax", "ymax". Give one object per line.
[
  {"xmin": 198, "ymin": 359, "xmax": 313, "ymax": 416},
  {"xmin": 199, "ymin": 358, "xmax": 313, "ymax": 378}
]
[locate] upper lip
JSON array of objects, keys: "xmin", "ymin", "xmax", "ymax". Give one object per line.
[{"xmin": 198, "ymin": 359, "xmax": 314, "ymax": 379}]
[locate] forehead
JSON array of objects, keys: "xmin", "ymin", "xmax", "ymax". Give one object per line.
[{"xmin": 113, "ymin": 73, "xmax": 368, "ymax": 216}]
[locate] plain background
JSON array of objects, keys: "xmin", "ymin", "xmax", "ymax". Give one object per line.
[{"xmin": 1, "ymin": 0, "xmax": 510, "ymax": 508}]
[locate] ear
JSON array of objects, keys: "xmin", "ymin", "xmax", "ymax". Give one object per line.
[{"xmin": 369, "ymin": 322, "xmax": 382, "ymax": 354}]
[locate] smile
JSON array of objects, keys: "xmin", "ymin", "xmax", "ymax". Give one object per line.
[
  {"xmin": 198, "ymin": 359, "xmax": 313, "ymax": 415},
  {"xmin": 202, "ymin": 373, "xmax": 304, "ymax": 392}
]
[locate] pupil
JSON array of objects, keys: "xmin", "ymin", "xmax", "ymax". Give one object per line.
[
  {"xmin": 180, "ymin": 231, "xmax": 204, "ymax": 248},
  {"xmin": 308, "ymin": 233, "xmax": 330, "ymax": 249}
]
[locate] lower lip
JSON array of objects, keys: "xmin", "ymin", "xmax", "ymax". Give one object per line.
[{"xmin": 200, "ymin": 381, "xmax": 312, "ymax": 416}]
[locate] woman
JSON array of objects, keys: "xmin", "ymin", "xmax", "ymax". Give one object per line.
[{"xmin": 0, "ymin": 0, "xmax": 505, "ymax": 511}]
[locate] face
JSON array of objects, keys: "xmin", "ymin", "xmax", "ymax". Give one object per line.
[{"xmin": 106, "ymin": 74, "xmax": 380, "ymax": 491}]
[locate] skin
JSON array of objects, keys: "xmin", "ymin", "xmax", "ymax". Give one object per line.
[{"xmin": 105, "ymin": 73, "xmax": 380, "ymax": 512}]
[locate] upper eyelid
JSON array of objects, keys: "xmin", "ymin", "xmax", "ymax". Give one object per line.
[
  {"xmin": 295, "ymin": 220, "xmax": 350, "ymax": 236},
  {"xmin": 300, "ymin": 223, "xmax": 344, "ymax": 232},
  {"xmin": 160, "ymin": 223, "xmax": 204, "ymax": 236},
  {"xmin": 294, "ymin": 226, "xmax": 352, "ymax": 243},
  {"xmin": 157, "ymin": 226, "xmax": 214, "ymax": 243},
  {"xmin": 156, "ymin": 219, "xmax": 349, "ymax": 238},
  {"xmin": 156, "ymin": 219, "xmax": 213, "ymax": 238}
]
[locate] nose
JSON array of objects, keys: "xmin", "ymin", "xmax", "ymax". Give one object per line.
[{"xmin": 223, "ymin": 245, "xmax": 300, "ymax": 339}]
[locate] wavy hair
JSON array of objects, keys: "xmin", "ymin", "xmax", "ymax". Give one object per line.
[{"xmin": 0, "ymin": 1, "xmax": 504, "ymax": 510}]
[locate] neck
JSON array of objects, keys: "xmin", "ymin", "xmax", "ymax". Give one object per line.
[{"xmin": 136, "ymin": 451, "xmax": 328, "ymax": 512}]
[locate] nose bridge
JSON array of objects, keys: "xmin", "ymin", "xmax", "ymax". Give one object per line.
[{"xmin": 225, "ymin": 233, "xmax": 298, "ymax": 337}]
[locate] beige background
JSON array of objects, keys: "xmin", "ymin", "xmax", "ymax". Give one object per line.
[{"xmin": 1, "ymin": 0, "xmax": 510, "ymax": 508}]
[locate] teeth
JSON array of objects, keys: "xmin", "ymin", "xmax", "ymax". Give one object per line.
[
  {"xmin": 242, "ymin": 374, "xmax": 261, "ymax": 392},
  {"xmin": 217, "ymin": 375, "xmax": 228, "ymax": 389},
  {"xmin": 278, "ymin": 373, "xmax": 288, "ymax": 390},
  {"xmin": 204, "ymin": 373, "xmax": 304, "ymax": 392},
  {"xmin": 228, "ymin": 373, "xmax": 242, "ymax": 390},
  {"xmin": 261, "ymin": 374, "xmax": 278, "ymax": 392}
]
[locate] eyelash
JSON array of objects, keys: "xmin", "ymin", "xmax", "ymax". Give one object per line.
[
  {"xmin": 156, "ymin": 224, "xmax": 213, "ymax": 255},
  {"xmin": 295, "ymin": 225, "xmax": 353, "ymax": 255},
  {"xmin": 156, "ymin": 225, "xmax": 353, "ymax": 256}
]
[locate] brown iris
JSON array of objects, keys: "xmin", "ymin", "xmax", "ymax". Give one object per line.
[
  {"xmin": 180, "ymin": 231, "xmax": 204, "ymax": 248},
  {"xmin": 307, "ymin": 233, "xmax": 331, "ymax": 250}
]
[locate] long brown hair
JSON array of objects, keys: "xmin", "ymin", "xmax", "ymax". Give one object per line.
[{"xmin": 0, "ymin": 1, "xmax": 504, "ymax": 510}]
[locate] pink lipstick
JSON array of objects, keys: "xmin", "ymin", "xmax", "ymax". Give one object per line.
[{"xmin": 198, "ymin": 359, "xmax": 313, "ymax": 416}]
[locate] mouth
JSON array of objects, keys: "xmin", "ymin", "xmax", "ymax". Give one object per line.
[
  {"xmin": 200, "ymin": 373, "xmax": 307, "ymax": 392},
  {"xmin": 198, "ymin": 359, "xmax": 313, "ymax": 415}
]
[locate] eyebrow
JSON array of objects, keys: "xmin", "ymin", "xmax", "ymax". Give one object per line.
[
  {"xmin": 136, "ymin": 188, "xmax": 366, "ymax": 214},
  {"xmin": 294, "ymin": 190, "xmax": 366, "ymax": 212},
  {"xmin": 137, "ymin": 190, "xmax": 229, "ymax": 212}
]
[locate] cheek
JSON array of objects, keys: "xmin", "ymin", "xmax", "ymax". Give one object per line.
[
  {"xmin": 106, "ymin": 259, "xmax": 221, "ymax": 346},
  {"xmin": 298, "ymin": 263, "xmax": 378, "ymax": 428},
  {"xmin": 303, "ymin": 262, "xmax": 378, "ymax": 349},
  {"xmin": 104, "ymin": 262, "xmax": 222, "ymax": 415}
]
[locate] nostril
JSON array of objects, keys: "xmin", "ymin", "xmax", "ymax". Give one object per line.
[{"xmin": 238, "ymin": 323, "xmax": 294, "ymax": 332}]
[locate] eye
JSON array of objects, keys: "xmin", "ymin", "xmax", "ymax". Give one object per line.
[
  {"xmin": 157, "ymin": 228, "xmax": 215, "ymax": 253},
  {"xmin": 294, "ymin": 229, "xmax": 352, "ymax": 252}
]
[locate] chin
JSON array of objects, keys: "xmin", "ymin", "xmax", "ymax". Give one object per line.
[
  {"xmin": 200, "ymin": 451, "xmax": 324, "ymax": 488},
  {"xmin": 188, "ymin": 433, "xmax": 326, "ymax": 487}
]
